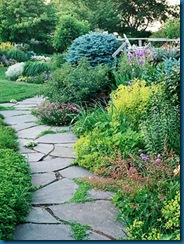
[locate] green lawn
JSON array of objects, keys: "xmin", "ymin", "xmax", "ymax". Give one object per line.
[{"xmin": 0, "ymin": 67, "xmax": 45, "ymax": 103}]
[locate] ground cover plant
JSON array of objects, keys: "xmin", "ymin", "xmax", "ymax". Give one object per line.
[{"xmin": 0, "ymin": 115, "xmax": 32, "ymax": 240}]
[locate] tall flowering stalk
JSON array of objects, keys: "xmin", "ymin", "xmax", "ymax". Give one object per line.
[{"xmin": 126, "ymin": 46, "xmax": 155, "ymax": 80}]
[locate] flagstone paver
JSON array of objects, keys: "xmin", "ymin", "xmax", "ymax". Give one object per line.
[{"xmin": 0, "ymin": 96, "xmax": 126, "ymax": 240}]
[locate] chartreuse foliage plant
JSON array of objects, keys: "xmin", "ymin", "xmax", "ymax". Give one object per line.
[
  {"xmin": 0, "ymin": 150, "xmax": 32, "ymax": 240},
  {"xmin": 108, "ymin": 79, "xmax": 157, "ymax": 128},
  {"xmin": 0, "ymin": 42, "xmax": 14, "ymax": 55},
  {"xmin": 74, "ymin": 123, "xmax": 143, "ymax": 172},
  {"xmin": 66, "ymin": 32, "xmax": 119, "ymax": 66}
]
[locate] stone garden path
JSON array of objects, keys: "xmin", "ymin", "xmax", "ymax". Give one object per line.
[{"xmin": 0, "ymin": 96, "xmax": 126, "ymax": 240}]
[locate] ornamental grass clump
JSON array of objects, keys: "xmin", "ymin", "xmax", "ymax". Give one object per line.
[{"xmin": 33, "ymin": 101, "xmax": 80, "ymax": 126}]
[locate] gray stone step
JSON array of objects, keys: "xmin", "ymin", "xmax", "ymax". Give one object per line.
[
  {"xmin": 32, "ymin": 179, "xmax": 79, "ymax": 204},
  {"xmin": 13, "ymin": 223, "xmax": 74, "ymax": 240},
  {"xmin": 49, "ymin": 200, "xmax": 126, "ymax": 240}
]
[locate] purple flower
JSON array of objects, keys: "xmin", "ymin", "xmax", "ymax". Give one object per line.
[
  {"xmin": 155, "ymin": 158, "xmax": 161, "ymax": 163},
  {"xmin": 140, "ymin": 153, "xmax": 149, "ymax": 162}
]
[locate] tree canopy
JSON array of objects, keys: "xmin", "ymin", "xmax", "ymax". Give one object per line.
[
  {"xmin": 0, "ymin": 0, "xmax": 57, "ymax": 43},
  {"xmin": 51, "ymin": 0, "xmax": 179, "ymax": 36}
]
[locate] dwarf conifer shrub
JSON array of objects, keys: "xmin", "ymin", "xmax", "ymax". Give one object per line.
[{"xmin": 66, "ymin": 32, "xmax": 119, "ymax": 66}]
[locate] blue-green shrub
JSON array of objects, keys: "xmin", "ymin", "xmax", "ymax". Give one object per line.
[{"xmin": 66, "ymin": 32, "xmax": 119, "ymax": 66}]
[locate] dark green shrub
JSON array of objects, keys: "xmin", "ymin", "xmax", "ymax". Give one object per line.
[
  {"xmin": 23, "ymin": 61, "xmax": 51, "ymax": 76},
  {"xmin": 53, "ymin": 15, "xmax": 90, "ymax": 52},
  {"xmin": 51, "ymin": 53, "xmax": 67, "ymax": 69},
  {"xmin": 44, "ymin": 58, "xmax": 111, "ymax": 105},
  {"xmin": 0, "ymin": 149, "xmax": 32, "ymax": 240},
  {"xmin": 6, "ymin": 48, "xmax": 29, "ymax": 62},
  {"xmin": 0, "ymin": 125, "xmax": 18, "ymax": 151},
  {"xmin": 66, "ymin": 32, "xmax": 119, "ymax": 66}
]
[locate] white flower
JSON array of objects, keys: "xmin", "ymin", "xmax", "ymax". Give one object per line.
[{"xmin": 5, "ymin": 62, "xmax": 25, "ymax": 80}]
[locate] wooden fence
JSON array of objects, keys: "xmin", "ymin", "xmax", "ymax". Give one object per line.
[{"xmin": 112, "ymin": 36, "xmax": 180, "ymax": 58}]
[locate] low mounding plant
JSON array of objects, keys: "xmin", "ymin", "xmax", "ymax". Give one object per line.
[
  {"xmin": 0, "ymin": 125, "xmax": 18, "ymax": 151},
  {"xmin": 66, "ymin": 32, "xmax": 119, "ymax": 66},
  {"xmin": 108, "ymin": 79, "xmax": 156, "ymax": 128},
  {"xmin": 44, "ymin": 58, "xmax": 111, "ymax": 105},
  {"xmin": 33, "ymin": 101, "xmax": 80, "ymax": 126},
  {"xmin": 5, "ymin": 62, "xmax": 25, "ymax": 81},
  {"xmin": 6, "ymin": 48, "xmax": 30, "ymax": 62},
  {"xmin": 0, "ymin": 149, "xmax": 32, "ymax": 240},
  {"xmin": 23, "ymin": 61, "xmax": 51, "ymax": 76}
]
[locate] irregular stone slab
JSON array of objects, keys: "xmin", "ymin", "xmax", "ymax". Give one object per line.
[
  {"xmin": 0, "ymin": 110, "xmax": 29, "ymax": 117},
  {"xmin": 25, "ymin": 152, "xmax": 45, "ymax": 162},
  {"xmin": 26, "ymin": 207, "xmax": 59, "ymax": 223},
  {"xmin": 12, "ymin": 122, "xmax": 37, "ymax": 132},
  {"xmin": 87, "ymin": 231, "xmax": 111, "ymax": 240},
  {"xmin": 32, "ymin": 179, "xmax": 78, "ymax": 204},
  {"xmin": 37, "ymin": 132, "xmax": 78, "ymax": 144},
  {"xmin": 19, "ymin": 96, "xmax": 45, "ymax": 104},
  {"xmin": 19, "ymin": 146, "xmax": 35, "ymax": 154},
  {"xmin": 87, "ymin": 189, "xmax": 115, "ymax": 200},
  {"xmin": 34, "ymin": 144, "xmax": 54, "ymax": 155},
  {"xmin": 50, "ymin": 144, "xmax": 76, "ymax": 158},
  {"xmin": 30, "ymin": 158, "xmax": 73, "ymax": 173},
  {"xmin": 0, "ymin": 102, "xmax": 16, "ymax": 107},
  {"xmin": 50, "ymin": 201, "xmax": 126, "ymax": 239},
  {"xmin": 49, "ymin": 126, "xmax": 70, "ymax": 132},
  {"xmin": 31, "ymin": 172, "xmax": 56, "ymax": 187},
  {"xmin": 14, "ymin": 105, "xmax": 37, "ymax": 110},
  {"xmin": 17, "ymin": 125, "xmax": 51, "ymax": 139},
  {"xmin": 4, "ymin": 114, "xmax": 37, "ymax": 125},
  {"xmin": 59, "ymin": 166, "xmax": 94, "ymax": 179},
  {"xmin": 13, "ymin": 223, "xmax": 74, "ymax": 240}
]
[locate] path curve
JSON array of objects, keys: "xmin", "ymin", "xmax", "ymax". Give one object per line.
[{"xmin": 0, "ymin": 96, "xmax": 126, "ymax": 240}]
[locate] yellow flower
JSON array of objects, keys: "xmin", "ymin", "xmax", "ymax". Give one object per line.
[{"xmin": 173, "ymin": 164, "xmax": 180, "ymax": 176}]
